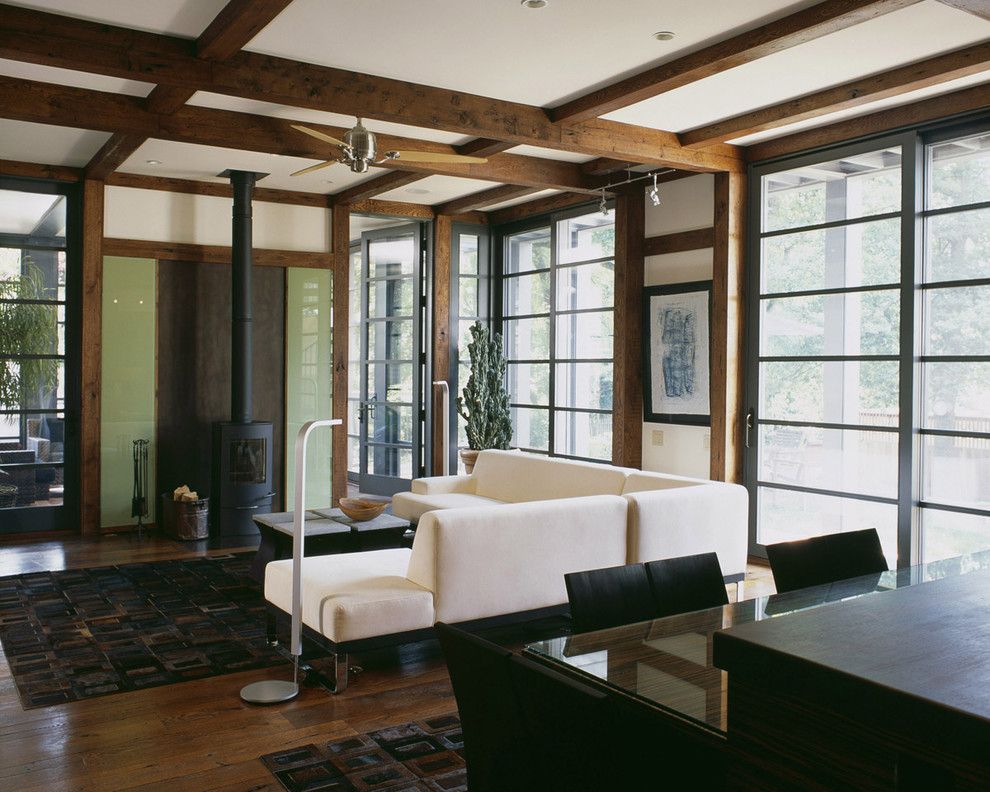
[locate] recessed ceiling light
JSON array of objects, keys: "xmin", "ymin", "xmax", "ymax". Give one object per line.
[
  {"xmin": 521, "ymin": 0, "xmax": 548, "ymax": 8},
  {"xmin": 653, "ymin": 30, "xmax": 675, "ymax": 41},
  {"xmin": 146, "ymin": 159, "xmax": 162, "ymax": 165}
]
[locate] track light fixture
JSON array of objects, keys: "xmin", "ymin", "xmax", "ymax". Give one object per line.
[{"xmin": 649, "ymin": 171, "xmax": 660, "ymax": 207}]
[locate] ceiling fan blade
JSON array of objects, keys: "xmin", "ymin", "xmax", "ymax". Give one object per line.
[
  {"xmin": 290, "ymin": 160, "xmax": 336, "ymax": 177},
  {"xmin": 390, "ymin": 150, "xmax": 488, "ymax": 164},
  {"xmin": 291, "ymin": 124, "xmax": 348, "ymax": 147}
]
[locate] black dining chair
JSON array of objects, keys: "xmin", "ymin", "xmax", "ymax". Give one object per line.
[
  {"xmin": 434, "ymin": 622, "xmax": 529, "ymax": 792},
  {"xmin": 766, "ymin": 528, "xmax": 888, "ymax": 594},
  {"xmin": 564, "ymin": 563, "xmax": 657, "ymax": 633},
  {"xmin": 645, "ymin": 552, "xmax": 729, "ymax": 618},
  {"xmin": 509, "ymin": 654, "xmax": 616, "ymax": 792}
]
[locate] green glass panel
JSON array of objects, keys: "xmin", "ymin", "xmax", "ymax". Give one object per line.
[
  {"xmin": 285, "ymin": 268, "xmax": 333, "ymax": 509},
  {"xmin": 100, "ymin": 256, "xmax": 156, "ymax": 528}
]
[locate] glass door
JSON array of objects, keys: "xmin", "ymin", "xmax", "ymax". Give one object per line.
[
  {"xmin": 0, "ymin": 178, "xmax": 80, "ymax": 533},
  {"xmin": 358, "ymin": 224, "xmax": 424, "ymax": 496}
]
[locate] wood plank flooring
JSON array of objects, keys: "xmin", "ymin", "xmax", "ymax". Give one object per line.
[{"xmin": 0, "ymin": 531, "xmax": 775, "ymax": 790}]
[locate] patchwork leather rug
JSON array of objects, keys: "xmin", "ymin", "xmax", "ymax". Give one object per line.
[
  {"xmin": 260, "ymin": 714, "xmax": 467, "ymax": 792},
  {"xmin": 0, "ymin": 553, "xmax": 282, "ymax": 708}
]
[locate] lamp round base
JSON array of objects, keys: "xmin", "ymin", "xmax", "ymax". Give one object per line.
[{"xmin": 240, "ymin": 679, "xmax": 299, "ymax": 704}]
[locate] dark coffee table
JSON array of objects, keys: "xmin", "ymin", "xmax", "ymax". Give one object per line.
[{"xmin": 249, "ymin": 507, "xmax": 413, "ymax": 583}]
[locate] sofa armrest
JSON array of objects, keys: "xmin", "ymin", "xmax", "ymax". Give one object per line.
[
  {"xmin": 625, "ymin": 483, "xmax": 748, "ymax": 579},
  {"xmin": 410, "ymin": 475, "xmax": 476, "ymax": 495}
]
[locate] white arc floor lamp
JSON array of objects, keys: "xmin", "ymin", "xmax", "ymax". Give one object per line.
[{"xmin": 240, "ymin": 418, "xmax": 342, "ymax": 705}]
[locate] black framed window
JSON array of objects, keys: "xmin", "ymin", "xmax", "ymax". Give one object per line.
[
  {"xmin": 497, "ymin": 205, "xmax": 614, "ymax": 462},
  {"xmin": 746, "ymin": 115, "xmax": 990, "ymax": 567},
  {"xmin": 0, "ymin": 176, "xmax": 81, "ymax": 532}
]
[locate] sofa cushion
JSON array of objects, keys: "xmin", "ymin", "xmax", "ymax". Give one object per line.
[
  {"xmin": 621, "ymin": 471, "xmax": 707, "ymax": 495},
  {"xmin": 407, "ymin": 495, "xmax": 629, "ymax": 623},
  {"xmin": 264, "ymin": 549, "xmax": 434, "ymax": 643},
  {"xmin": 392, "ymin": 491, "xmax": 504, "ymax": 522},
  {"xmin": 472, "ymin": 449, "xmax": 627, "ymax": 503}
]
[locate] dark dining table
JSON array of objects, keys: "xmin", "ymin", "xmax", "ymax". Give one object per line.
[{"xmin": 525, "ymin": 549, "xmax": 990, "ymax": 790}]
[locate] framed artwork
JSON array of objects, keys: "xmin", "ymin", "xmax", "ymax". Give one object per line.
[{"xmin": 642, "ymin": 281, "xmax": 712, "ymax": 426}]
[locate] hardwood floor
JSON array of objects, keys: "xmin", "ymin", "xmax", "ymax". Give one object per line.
[{"xmin": 0, "ymin": 531, "xmax": 775, "ymax": 790}]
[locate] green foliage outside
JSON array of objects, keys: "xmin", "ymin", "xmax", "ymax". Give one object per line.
[{"xmin": 0, "ymin": 260, "xmax": 58, "ymax": 409}]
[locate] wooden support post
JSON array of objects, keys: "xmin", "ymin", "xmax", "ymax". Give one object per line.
[
  {"xmin": 710, "ymin": 171, "xmax": 746, "ymax": 483},
  {"xmin": 331, "ymin": 203, "xmax": 350, "ymax": 503},
  {"xmin": 612, "ymin": 188, "xmax": 645, "ymax": 469},
  {"xmin": 431, "ymin": 214, "xmax": 452, "ymax": 475},
  {"xmin": 80, "ymin": 178, "xmax": 103, "ymax": 535}
]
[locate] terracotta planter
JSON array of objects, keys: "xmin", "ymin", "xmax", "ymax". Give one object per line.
[{"xmin": 459, "ymin": 448, "xmax": 480, "ymax": 474}]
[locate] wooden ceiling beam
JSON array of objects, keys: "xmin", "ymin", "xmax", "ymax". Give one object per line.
[
  {"xmin": 935, "ymin": 0, "xmax": 990, "ymax": 21},
  {"xmin": 681, "ymin": 42, "xmax": 990, "ymax": 148},
  {"xmin": 581, "ymin": 158, "xmax": 639, "ymax": 176},
  {"xmin": 0, "ymin": 4, "xmax": 741, "ymax": 172},
  {"xmin": 487, "ymin": 192, "xmax": 594, "ymax": 226},
  {"xmin": 0, "ymin": 76, "xmax": 603, "ymax": 192},
  {"xmin": 456, "ymin": 138, "xmax": 516, "ymax": 157},
  {"xmin": 104, "ymin": 172, "xmax": 331, "ymax": 207},
  {"xmin": 84, "ymin": 0, "xmax": 293, "ymax": 178},
  {"xmin": 548, "ymin": 0, "xmax": 924, "ymax": 122},
  {"xmin": 0, "ymin": 159, "xmax": 83, "ymax": 181},
  {"xmin": 434, "ymin": 184, "xmax": 542, "ymax": 215},
  {"xmin": 746, "ymin": 81, "xmax": 990, "ymax": 162},
  {"xmin": 331, "ymin": 172, "xmax": 430, "ymax": 203}
]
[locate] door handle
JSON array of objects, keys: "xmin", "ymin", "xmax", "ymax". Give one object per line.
[{"xmin": 744, "ymin": 410, "xmax": 754, "ymax": 449}]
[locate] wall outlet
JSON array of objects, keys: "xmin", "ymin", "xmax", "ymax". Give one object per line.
[
  {"xmin": 651, "ymin": 429, "xmax": 664, "ymax": 447},
  {"xmin": 703, "ymin": 433, "xmax": 711, "ymax": 450}
]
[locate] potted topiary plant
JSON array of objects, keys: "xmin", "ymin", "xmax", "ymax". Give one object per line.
[{"xmin": 455, "ymin": 321, "xmax": 512, "ymax": 473}]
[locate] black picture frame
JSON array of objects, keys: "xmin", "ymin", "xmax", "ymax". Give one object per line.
[{"xmin": 642, "ymin": 280, "xmax": 713, "ymax": 426}]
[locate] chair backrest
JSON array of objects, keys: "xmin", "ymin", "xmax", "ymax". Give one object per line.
[
  {"xmin": 645, "ymin": 552, "xmax": 729, "ymax": 618},
  {"xmin": 564, "ymin": 563, "xmax": 657, "ymax": 633},
  {"xmin": 509, "ymin": 654, "xmax": 614, "ymax": 792},
  {"xmin": 766, "ymin": 528, "xmax": 888, "ymax": 594},
  {"xmin": 434, "ymin": 622, "xmax": 528, "ymax": 792}
]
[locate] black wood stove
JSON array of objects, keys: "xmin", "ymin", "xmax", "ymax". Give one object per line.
[{"xmin": 211, "ymin": 169, "xmax": 274, "ymax": 540}]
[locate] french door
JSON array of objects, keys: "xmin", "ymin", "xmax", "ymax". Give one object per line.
[
  {"xmin": 357, "ymin": 224, "xmax": 425, "ymax": 496},
  {"xmin": 0, "ymin": 177, "xmax": 81, "ymax": 533}
]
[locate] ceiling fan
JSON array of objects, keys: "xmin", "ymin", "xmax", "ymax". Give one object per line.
[{"xmin": 289, "ymin": 118, "xmax": 488, "ymax": 176}]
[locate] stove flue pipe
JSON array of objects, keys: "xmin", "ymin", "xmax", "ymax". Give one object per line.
[{"xmin": 221, "ymin": 169, "xmax": 266, "ymax": 424}]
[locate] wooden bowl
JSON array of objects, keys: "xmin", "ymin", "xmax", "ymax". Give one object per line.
[{"xmin": 339, "ymin": 497, "xmax": 387, "ymax": 522}]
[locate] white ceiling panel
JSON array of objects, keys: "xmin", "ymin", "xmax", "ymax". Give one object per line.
[
  {"xmin": 483, "ymin": 189, "xmax": 561, "ymax": 213},
  {"xmin": 187, "ymin": 93, "xmax": 474, "ymax": 146},
  {"xmin": 605, "ymin": 1, "xmax": 990, "ymax": 132},
  {"xmin": 4, "ymin": 0, "xmax": 229, "ymax": 36},
  {"xmin": 119, "ymin": 138, "xmax": 385, "ymax": 194},
  {"xmin": 506, "ymin": 145, "xmax": 594, "ymax": 164},
  {"xmin": 0, "ymin": 119, "xmax": 111, "ymax": 166},
  {"xmin": 376, "ymin": 175, "xmax": 501, "ymax": 206},
  {"xmin": 0, "ymin": 58, "xmax": 154, "ymax": 97},
  {"xmin": 245, "ymin": 0, "xmax": 823, "ymax": 107},
  {"xmin": 731, "ymin": 72, "xmax": 990, "ymax": 145}
]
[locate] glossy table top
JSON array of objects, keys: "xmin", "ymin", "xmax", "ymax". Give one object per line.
[{"xmin": 525, "ymin": 550, "xmax": 990, "ymax": 735}]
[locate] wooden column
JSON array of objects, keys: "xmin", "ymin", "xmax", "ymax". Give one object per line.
[
  {"xmin": 612, "ymin": 188, "xmax": 645, "ymax": 468},
  {"xmin": 710, "ymin": 171, "xmax": 746, "ymax": 483},
  {"xmin": 80, "ymin": 179, "xmax": 103, "ymax": 535},
  {"xmin": 431, "ymin": 214, "xmax": 452, "ymax": 475},
  {"xmin": 331, "ymin": 203, "xmax": 350, "ymax": 503}
]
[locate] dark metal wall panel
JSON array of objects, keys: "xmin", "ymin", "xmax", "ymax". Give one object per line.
[{"xmin": 156, "ymin": 260, "xmax": 285, "ymax": 511}]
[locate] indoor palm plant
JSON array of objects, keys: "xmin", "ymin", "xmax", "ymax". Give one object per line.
[{"xmin": 455, "ymin": 321, "xmax": 512, "ymax": 473}]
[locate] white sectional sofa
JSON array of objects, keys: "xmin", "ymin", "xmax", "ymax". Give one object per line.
[{"xmin": 264, "ymin": 450, "xmax": 746, "ymax": 691}]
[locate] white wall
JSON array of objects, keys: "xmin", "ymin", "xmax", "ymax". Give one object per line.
[
  {"xmin": 641, "ymin": 174, "xmax": 714, "ymax": 479},
  {"xmin": 103, "ymin": 186, "xmax": 331, "ymax": 252}
]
